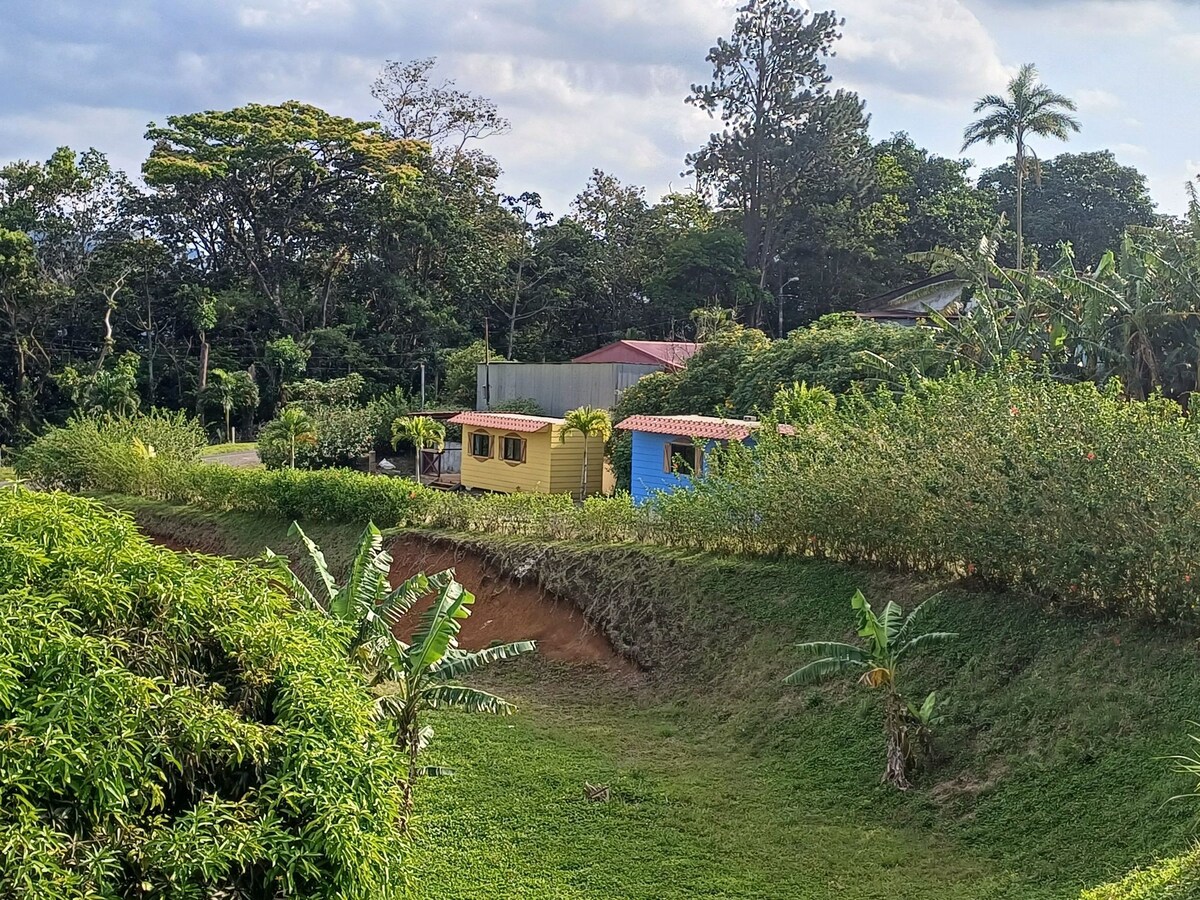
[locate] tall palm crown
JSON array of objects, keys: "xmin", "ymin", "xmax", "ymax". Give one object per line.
[
  {"xmin": 392, "ymin": 415, "xmax": 447, "ymax": 486},
  {"xmin": 963, "ymin": 63, "xmax": 1080, "ymax": 267},
  {"xmin": 560, "ymin": 406, "xmax": 612, "ymax": 501}
]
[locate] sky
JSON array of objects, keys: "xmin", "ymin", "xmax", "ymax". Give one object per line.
[{"xmin": 2, "ymin": 0, "xmax": 1198, "ymax": 216}]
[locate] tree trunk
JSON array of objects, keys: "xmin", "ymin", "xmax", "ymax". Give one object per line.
[
  {"xmin": 289, "ymin": 434, "xmax": 295, "ymax": 469},
  {"xmin": 1015, "ymin": 137, "xmax": 1025, "ymax": 269},
  {"xmin": 198, "ymin": 332, "xmax": 210, "ymax": 392},
  {"xmin": 399, "ymin": 721, "xmax": 421, "ymax": 834},
  {"xmin": 580, "ymin": 441, "xmax": 589, "ymax": 501},
  {"xmin": 883, "ymin": 692, "xmax": 912, "ymax": 790},
  {"xmin": 224, "ymin": 406, "xmax": 232, "ymax": 443}
]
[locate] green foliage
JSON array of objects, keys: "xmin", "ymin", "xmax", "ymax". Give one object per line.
[
  {"xmin": 257, "ymin": 405, "xmax": 317, "ymax": 469},
  {"xmin": 786, "ymin": 590, "xmax": 955, "ymax": 788},
  {"xmin": 444, "ymin": 340, "xmax": 507, "ymax": 407},
  {"xmin": 15, "ymin": 410, "xmax": 206, "ymax": 491},
  {"xmin": 199, "ymin": 368, "xmax": 259, "ymax": 441},
  {"xmin": 979, "ymin": 150, "xmax": 1156, "ymax": 268},
  {"xmin": 0, "ymin": 490, "xmax": 405, "ymax": 897},
  {"xmin": 286, "ymin": 372, "xmax": 366, "ymax": 408},
  {"xmin": 266, "ymin": 404, "xmax": 375, "ymax": 471},
  {"xmin": 366, "ymin": 387, "xmax": 413, "ymax": 449},
  {"xmin": 272, "ymin": 523, "xmax": 535, "ymax": 827},
  {"xmin": 56, "ymin": 351, "xmax": 143, "ymax": 418},
  {"xmin": 1080, "ymin": 848, "xmax": 1200, "ymax": 900}
]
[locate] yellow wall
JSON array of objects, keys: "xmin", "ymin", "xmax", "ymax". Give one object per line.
[
  {"xmin": 548, "ymin": 426, "xmax": 607, "ymax": 497},
  {"xmin": 460, "ymin": 427, "xmax": 553, "ymax": 493},
  {"xmin": 458, "ymin": 424, "xmax": 605, "ymax": 497}
]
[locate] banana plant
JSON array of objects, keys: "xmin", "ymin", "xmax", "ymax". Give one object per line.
[
  {"xmin": 268, "ymin": 521, "xmax": 536, "ymax": 828},
  {"xmin": 784, "ymin": 590, "xmax": 955, "ymax": 789}
]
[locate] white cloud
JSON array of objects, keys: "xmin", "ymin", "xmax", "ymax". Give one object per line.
[
  {"xmin": 833, "ymin": 0, "xmax": 1011, "ymax": 108},
  {"xmin": 1076, "ymin": 88, "xmax": 1122, "ymax": 112}
]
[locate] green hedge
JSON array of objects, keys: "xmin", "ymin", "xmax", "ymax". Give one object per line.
[
  {"xmin": 0, "ymin": 490, "xmax": 405, "ymax": 897},
  {"xmin": 1081, "ymin": 847, "xmax": 1200, "ymax": 899},
  {"xmin": 22, "ymin": 372, "xmax": 1200, "ymax": 624}
]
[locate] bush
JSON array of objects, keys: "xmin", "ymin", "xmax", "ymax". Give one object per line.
[
  {"xmin": 0, "ymin": 490, "xmax": 405, "ymax": 897},
  {"xmin": 15, "ymin": 410, "xmax": 207, "ymax": 491},
  {"xmin": 260, "ymin": 404, "xmax": 375, "ymax": 471},
  {"xmin": 33, "ymin": 372, "xmax": 1200, "ymax": 624},
  {"xmin": 284, "ymin": 372, "xmax": 365, "ymax": 407},
  {"xmin": 1080, "ymin": 847, "xmax": 1200, "ymax": 899}
]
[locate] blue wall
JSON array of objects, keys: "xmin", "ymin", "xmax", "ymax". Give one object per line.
[{"xmin": 629, "ymin": 430, "xmax": 718, "ymax": 504}]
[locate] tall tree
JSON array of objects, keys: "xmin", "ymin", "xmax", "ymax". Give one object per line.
[
  {"xmin": 143, "ymin": 102, "xmax": 422, "ymax": 332},
  {"xmin": 962, "ymin": 63, "xmax": 1081, "ymax": 268},
  {"xmin": 977, "ymin": 150, "xmax": 1155, "ymax": 267},
  {"xmin": 687, "ymin": 0, "xmax": 872, "ymax": 322},
  {"xmin": 372, "ymin": 58, "xmax": 510, "ymax": 158}
]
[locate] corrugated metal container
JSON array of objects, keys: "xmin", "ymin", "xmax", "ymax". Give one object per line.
[{"xmin": 476, "ymin": 362, "xmax": 659, "ymax": 416}]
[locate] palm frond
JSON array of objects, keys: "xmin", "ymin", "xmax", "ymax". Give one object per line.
[
  {"xmin": 897, "ymin": 631, "xmax": 959, "ymax": 659},
  {"xmin": 424, "ymin": 684, "xmax": 515, "ymax": 715},
  {"xmin": 408, "ymin": 571, "xmax": 473, "ymax": 674},
  {"xmin": 784, "ymin": 655, "xmax": 869, "ymax": 686},
  {"xmin": 287, "ymin": 521, "xmax": 337, "ymax": 605},
  {"xmin": 430, "ymin": 641, "xmax": 538, "ymax": 680}
]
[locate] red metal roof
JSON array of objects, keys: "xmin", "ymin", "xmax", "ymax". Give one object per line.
[
  {"xmin": 449, "ymin": 411, "xmax": 561, "ymax": 433},
  {"xmin": 615, "ymin": 414, "xmax": 794, "ymax": 441},
  {"xmin": 573, "ymin": 340, "xmax": 701, "ymax": 370}
]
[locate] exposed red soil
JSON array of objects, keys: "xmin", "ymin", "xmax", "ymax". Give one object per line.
[
  {"xmin": 144, "ymin": 529, "xmax": 632, "ymax": 672},
  {"xmin": 388, "ymin": 535, "xmax": 635, "ymax": 673}
]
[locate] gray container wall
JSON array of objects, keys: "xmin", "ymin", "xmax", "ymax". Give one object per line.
[{"xmin": 476, "ymin": 362, "xmax": 660, "ymax": 416}]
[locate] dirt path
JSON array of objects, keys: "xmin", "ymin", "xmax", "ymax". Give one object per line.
[
  {"xmin": 203, "ymin": 449, "xmax": 260, "ymax": 467},
  {"xmin": 388, "ymin": 535, "xmax": 636, "ymax": 674}
]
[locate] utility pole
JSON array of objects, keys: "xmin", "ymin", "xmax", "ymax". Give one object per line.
[{"xmin": 483, "ymin": 317, "xmax": 492, "ymax": 409}]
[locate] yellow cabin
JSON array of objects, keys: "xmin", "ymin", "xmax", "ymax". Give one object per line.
[{"xmin": 449, "ymin": 412, "xmax": 606, "ymax": 497}]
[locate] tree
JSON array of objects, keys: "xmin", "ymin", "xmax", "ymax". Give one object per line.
[
  {"xmin": 977, "ymin": 150, "xmax": 1155, "ymax": 267},
  {"xmin": 687, "ymin": 0, "xmax": 873, "ymax": 315},
  {"xmin": 203, "ymin": 367, "xmax": 258, "ymax": 441},
  {"xmin": 372, "ymin": 57, "xmax": 510, "ymax": 157},
  {"xmin": 962, "ymin": 63, "xmax": 1081, "ymax": 268},
  {"xmin": 560, "ymin": 406, "xmax": 612, "ymax": 500},
  {"xmin": 259, "ymin": 406, "xmax": 317, "ymax": 468},
  {"xmin": 784, "ymin": 590, "xmax": 956, "ymax": 789},
  {"xmin": 143, "ymin": 102, "xmax": 422, "ymax": 331},
  {"xmin": 271, "ymin": 522, "xmax": 535, "ymax": 830},
  {"xmin": 391, "ymin": 414, "xmax": 447, "ymax": 485}
]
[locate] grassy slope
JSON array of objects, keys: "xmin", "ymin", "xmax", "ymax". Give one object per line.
[{"xmin": 102, "ymin": 495, "xmax": 1200, "ymax": 899}]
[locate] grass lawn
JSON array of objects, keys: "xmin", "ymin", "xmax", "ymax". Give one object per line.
[
  {"xmin": 408, "ymin": 665, "xmax": 1020, "ymax": 900},
  {"xmin": 101, "ymin": 497, "xmax": 1200, "ymax": 899}
]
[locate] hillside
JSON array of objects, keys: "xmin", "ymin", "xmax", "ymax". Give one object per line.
[{"xmin": 107, "ymin": 494, "xmax": 1200, "ymax": 899}]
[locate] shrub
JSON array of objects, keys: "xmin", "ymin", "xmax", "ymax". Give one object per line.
[
  {"xmin": 0, "ymin": 490, "xmax": 405, "ymax": 897},
  {"xmin": 260, "ymin": 404, "xmax": 375, "ymax": 470},
  {"xmin": 15, "ymin": 410, "xmax": 206, "ymax": 491},
  {"xmin": 1080, "ymin": 847, "xmax": 1200, "ymax": 899},
  {"xmin": 285, "ymin": 372, "xmax": 365, "ymax": 407}
]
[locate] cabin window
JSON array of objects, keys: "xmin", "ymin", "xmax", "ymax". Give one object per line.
[
  {"xmin": 664, "ymin": 440, "xmax": 701, "ymax": 475},
  {"xmin": 469, "ymin": 431, "xmax": 492, "ymax": 458},
  {"xmin": 501, "ymin": 435, "xmax": 526, "ymax": 463}
]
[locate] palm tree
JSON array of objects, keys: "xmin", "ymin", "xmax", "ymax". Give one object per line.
[
  {"xmin": 784, "ymin": 590, "xmax": 956, "ymax": 789},
  {"xmin": 392, "ymin": 415, "xmax": 446, "ymax": 486},
  {"xmin": 560, "ymin": 406, "xmax": 612, "ymax": 500},
  {"xmin": 269, "ymin": 522, "xmax": 535, "ymax": 829},
  {"xmin": 962, "ymin": 63, "xmax": 1080, "ymax": 268},
  {"xmin": 259, "ymin": 406, "xmax": 317, "ymax": 468}
]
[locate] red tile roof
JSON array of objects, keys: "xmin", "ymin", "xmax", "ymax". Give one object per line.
[
  {"xmin": 573, "ymin": 340, "xmax": 701, "ymax": 370},
  {"xmin": 449, "ymin": 411, "xmax": 561, "ymax": 433},
  {"xmin": 615, "ymin": 414, "xmax": 794, "ymax": 441}
]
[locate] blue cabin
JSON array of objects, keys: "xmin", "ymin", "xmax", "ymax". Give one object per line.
[{"xmin": 614, "ymin": 414, "xmax": 793, "ymax": 504}]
